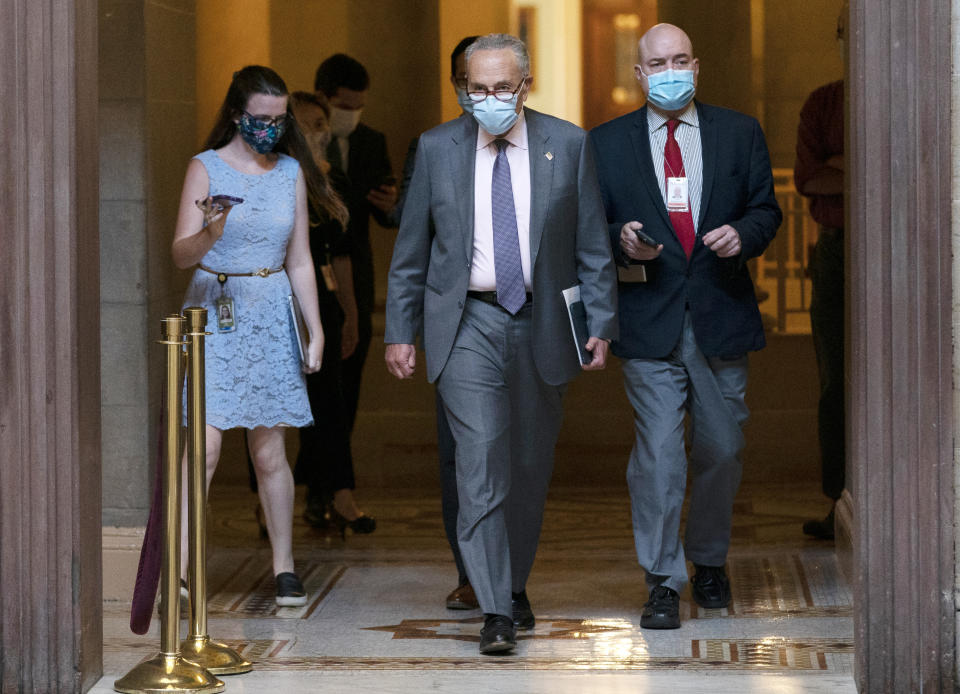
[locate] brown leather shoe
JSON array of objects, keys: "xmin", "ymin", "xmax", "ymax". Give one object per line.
[{"xmin": 445, "ymin": 581, "xmax": 479, "ymax": 610}]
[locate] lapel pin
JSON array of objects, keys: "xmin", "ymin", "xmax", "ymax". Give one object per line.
[{"xmin": 545, "ymin": 151, "xmax": 554, "ymax": 160}]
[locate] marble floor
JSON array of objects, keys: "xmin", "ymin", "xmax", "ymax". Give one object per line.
[{"xmin": 95, "ymin": 482, "xmax": 854, "ymax": 693}]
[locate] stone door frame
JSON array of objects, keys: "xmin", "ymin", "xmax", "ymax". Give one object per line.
[
  {"xmin": 0, "ymin": 1, "xmax": 956, "ymax": 690},
  {"xmin": 841, "ymin": 0, "xmax": 955, "ymax": 690}
]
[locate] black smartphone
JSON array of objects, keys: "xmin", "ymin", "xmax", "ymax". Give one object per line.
[
  {"xmin": 210, "ymin": 194, "xmax": 244, "ymax": 209},
  {"xmin": 381, "ymin": 175, "xmax": 397, "ymax": 188},
  {"xmin": 633, "ymin": 227, "xmax": 659, "ymax": 248}
]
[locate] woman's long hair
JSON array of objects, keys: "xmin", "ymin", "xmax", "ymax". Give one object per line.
[{"xmin": 203, "ymin": 65, "xmax": 348, "ymax": 228}]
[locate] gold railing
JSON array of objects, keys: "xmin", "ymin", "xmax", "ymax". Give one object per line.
[
  {"xmin": 115, "ymin": 309, "xmax": 250, "ymax": 694},
  {"xmin": 752, "ymin": 167, "xmax": 820, "ymax": 334}
]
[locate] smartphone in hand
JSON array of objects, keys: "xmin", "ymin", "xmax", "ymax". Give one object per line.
[
  {"xmin": 634, "ymin": 227, "xmax": 659, "ymax": 248},
  {"xmin": 210, "ymin": 194, "xmax": 244, "ymax": 211}
]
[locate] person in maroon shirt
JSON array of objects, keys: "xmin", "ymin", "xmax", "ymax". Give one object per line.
[{"xmin": 794, "ymin": 30, "xmax": 844, "ymax": 540}]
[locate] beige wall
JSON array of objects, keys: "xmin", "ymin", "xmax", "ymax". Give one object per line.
[
  {"xmin": 514, "ymin": 0, "xmax": 583, "ymax": 126},
  {"xmin": 274, "ymin": 0, "xmax": 447, "ymax": 186},
  {"xmin": 439, "ymin": 0, "xmax": 511, "ymax": 121},
  {"xmin": 270, "ymin": 2, "xmax": 351, "ymax": 92},
  {"xmin": 658, "ymin": 0, "xmax": 843, "ymax": 169},
  {"xmin": 657, "ymin": 1, "xmax": 754, "ymax": 115},
  {"xmin": 195, "ymin": 0, "xmax": 270, "ymax": 147},
  {"xmin": 343, "ymin": 1, "xmax": 442, "ymax": 190},
  {"xmin": 762, "ymin": 0, "xmax": 844, "ymax": 169}
]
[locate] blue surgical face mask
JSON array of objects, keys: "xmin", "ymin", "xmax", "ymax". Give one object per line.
[
  {"xmin": 456, "ymin": 88, "xmax": 475, "ymax": 115},
  {"xmin": 471, "ymin": 95, "xmax": 520, "ymax": 136},
  {"xmin": 641, "ymin": 68, "xmax": 696, "ymax": 112}
]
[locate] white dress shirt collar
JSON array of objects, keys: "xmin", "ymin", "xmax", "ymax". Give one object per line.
[
  {"xmin": 476, "ymin": 110, "xmax": 529, "ymax": 152},
  {"xmin": 647, "ymin": 102, "xmax": 699, "ymax": 133}
]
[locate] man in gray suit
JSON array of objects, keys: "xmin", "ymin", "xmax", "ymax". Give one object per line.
[{"xmin": 385, "ymin": 33, "xmax": 617, "ymax": 654}]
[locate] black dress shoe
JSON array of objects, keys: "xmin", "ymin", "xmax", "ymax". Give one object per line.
[
  {"xmin": 640, "ymin": 585, "xmax": 681, "ymax": 629},
  {"xmin": 330, "ymin": 507, "xmax": 377, "ymax": 539},
  {"xmin": 511, "ymin": 590, "xmax": 535, "ymax": 630},
  {"xmin": 479, "ymin": 614, "xmax": 516, "ymax": 654},
  {"xmin": 691, "ymin": 564, "xmax": 732, "ymax": 609},
  {"xmin": 802, "ymin": 504, "xmax": 836, "ymax": 540}
]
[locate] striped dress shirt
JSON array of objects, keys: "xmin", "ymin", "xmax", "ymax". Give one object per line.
[{"xmin": 647, "ymin": 103, "xmax": 703, "ymax": 233}]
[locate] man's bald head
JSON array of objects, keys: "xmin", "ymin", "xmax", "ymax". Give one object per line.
[
  {"xmin": 637, "ymin": 23, "xmax": 694, "ymax": 66},
  {"xmin": 634, "ymin": 22, "xmax": 699, "ymax": 116}
]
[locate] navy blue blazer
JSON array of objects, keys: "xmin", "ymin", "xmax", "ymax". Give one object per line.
[{"xmin": 589, "ymin": 102, "xmax": 782, "ymax": 359}]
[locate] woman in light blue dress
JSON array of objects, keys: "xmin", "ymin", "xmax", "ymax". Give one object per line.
[{"xmin": 172, "ymin": 66, "xmax": 347, "ymax": 606}]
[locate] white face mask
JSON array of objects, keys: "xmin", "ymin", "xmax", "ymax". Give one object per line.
[{"xmin": 328, "ymin": 106, "xmax": 362, "ymax": 138}]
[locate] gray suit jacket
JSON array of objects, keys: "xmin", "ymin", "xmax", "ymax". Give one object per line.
[{"xmin": 385, "ymin": 108, "xmax": 618, "ymax": 386}]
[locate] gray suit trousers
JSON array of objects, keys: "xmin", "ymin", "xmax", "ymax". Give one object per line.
[
  {"xmin": 436, "ymin": 297, "xmax": 565, "ymax": 617},
  {"xmin": 622, "ymin": 311, "xmax": 749, "ymax": 594}
]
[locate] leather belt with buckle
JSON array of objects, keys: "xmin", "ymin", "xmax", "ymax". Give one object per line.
[
  {"xmin": 466, "ymin": 290, "xmax": 533, "ymax": 310},
  {"xmin": 198, "ymin": 265, "xmax": 284, "ymax": 283}
]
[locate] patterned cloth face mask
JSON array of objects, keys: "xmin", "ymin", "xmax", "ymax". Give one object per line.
[{"xmin": 238, "ymin": 111, "xmax": 287, "ymax": 154}]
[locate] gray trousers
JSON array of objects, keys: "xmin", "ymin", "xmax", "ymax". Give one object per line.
[
  {"xmin": 435, "ymin": 390, "xmax": 467, "ymax": 583},
  {"xmin": 622, "ymin": 311, "xmax": 749, "ymax": 594},
  {"xmin": 436, "ymin": 298, "xmax": 565, "ymax": 617}
]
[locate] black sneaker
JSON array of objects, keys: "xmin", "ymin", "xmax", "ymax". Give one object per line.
[
  {"xmin": 691, "ymin": 564, "xmax": 732, "ymax": 609},
  {"xmin": 640, "ymin": 585, "xmax": 681, "ymax": 629},
  {"xmin": 275, "ymin": 572, "xmax": 307, "ymax": 607}
]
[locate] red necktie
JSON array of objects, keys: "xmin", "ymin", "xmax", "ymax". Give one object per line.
[{"xmin": 665, "ymin": 119, "xmax": 695, "ymax": 258}]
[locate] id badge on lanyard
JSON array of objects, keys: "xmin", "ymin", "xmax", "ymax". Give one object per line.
[
  {"xmin": 666, "ymin": 176, "xmax": 689, "ymax": 213},
  {"xmin": 214, "ymin": 273, "xmax": 237, "ymax": 332}
]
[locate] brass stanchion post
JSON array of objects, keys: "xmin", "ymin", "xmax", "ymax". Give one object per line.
[
  {"xmin": 115, "ymin": 315, "xmax": 224, "ymax": 694},
  {"xmin": 181, "ymin": 307, "xmax": 252, "ymax": 674}
]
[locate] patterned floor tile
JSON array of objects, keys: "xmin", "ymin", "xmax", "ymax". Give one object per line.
[{"xmin": 103, "ymin": 483, "xmax": 854, "ymax": 687}]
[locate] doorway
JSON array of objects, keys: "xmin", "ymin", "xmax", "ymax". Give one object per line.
[{"xmin": 2, "ymin": 0, "xmax": 950, "ymax": 690}]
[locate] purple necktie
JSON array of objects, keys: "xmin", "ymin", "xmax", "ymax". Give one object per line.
[{"xmin": 491, "ymin": 139, "xmax": 526, "ymax": 314}]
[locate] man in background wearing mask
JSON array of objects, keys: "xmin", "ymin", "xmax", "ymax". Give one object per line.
[
  {"xmin": 385, "ymin": 33, "xmax": 617, "ymax": 654},
  {"xmin": 394, "ymin": 36, "xmax": 481, "ymax": 614},
  {"xmin": 589, "ymin": 23, "xmax": 781, "ymax": 630},
  {"xmin": 315, "ymin": 54, "xmax": 398, "ymax": 480}
]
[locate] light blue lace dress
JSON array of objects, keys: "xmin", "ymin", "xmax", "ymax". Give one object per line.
[{"xmin": 182, "ymin": 149, "xmax": 312, "ymax": 430}]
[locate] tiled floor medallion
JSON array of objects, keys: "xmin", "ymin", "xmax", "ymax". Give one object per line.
[{"xmin": 364, "ymin": 617, "xmax": 635, "ymax": 643}]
